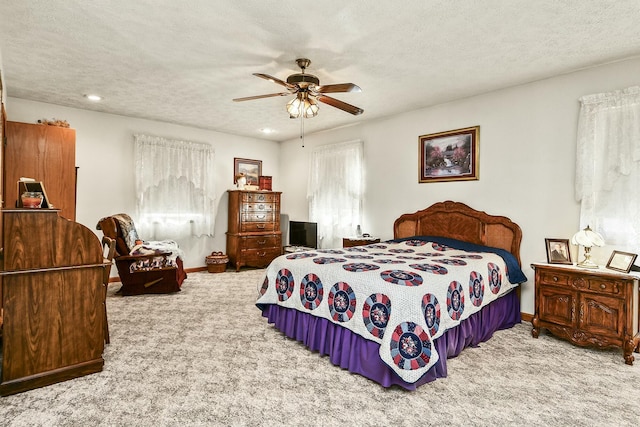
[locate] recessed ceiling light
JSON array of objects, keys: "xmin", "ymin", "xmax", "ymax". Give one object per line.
[
  {"xmin": 260, "ymin": 128, "xmax": 275, "ymax": 134},
  {"xmin": 84, "ymin": 94, "xmax": 102, "ymax": 102}
]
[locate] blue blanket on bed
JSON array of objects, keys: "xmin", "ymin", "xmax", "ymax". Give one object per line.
[{"xmin": 391, "ymin": 236, "xmax": 527, "ymax": 284}]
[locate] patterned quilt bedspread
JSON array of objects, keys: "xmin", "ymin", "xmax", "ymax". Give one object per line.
[{"xmin": 256, "ymin": 237, "xmax": 526, "ymax": 383}]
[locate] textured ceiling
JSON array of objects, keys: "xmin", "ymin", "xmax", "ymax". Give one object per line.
[{"xmin": 1, "ymin": 1, "xmax": 640, "ymax": 142}]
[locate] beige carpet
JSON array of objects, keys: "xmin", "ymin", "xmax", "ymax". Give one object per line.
[{"xmin": 1, "ymin": 269, "xmax": 639, "ymax": 426}]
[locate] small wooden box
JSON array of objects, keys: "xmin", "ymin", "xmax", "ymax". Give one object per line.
[{"xmin": 259, "ymin": 176, "xmax": 272, "ymax": 191}]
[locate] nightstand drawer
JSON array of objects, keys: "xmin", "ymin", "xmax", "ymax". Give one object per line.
[
  {"xmin": 538, "ymin": 271, "xmax": 571, "ymax": 286},
  {"xmin": 587, "ymin": 278, "xmax": 620, "ymax": 295}
]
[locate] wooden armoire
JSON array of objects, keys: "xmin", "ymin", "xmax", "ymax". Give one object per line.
[
  {"xmin": 0, "ymin": 118, "xmax": 106, "ymax": 396},
  {"xmin": 4, "ymin": 121, "xmax": 77, "ymax": 221}
]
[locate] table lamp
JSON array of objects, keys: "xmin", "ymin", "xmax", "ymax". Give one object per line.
[{"xmin": 571, "ymin": 225, "xmax": 605, "ymax": 268}]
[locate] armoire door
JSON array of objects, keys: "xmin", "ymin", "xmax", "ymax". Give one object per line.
[{"xmin": 4, "ymin": 121, "xmax": 76, "ymax": 220}]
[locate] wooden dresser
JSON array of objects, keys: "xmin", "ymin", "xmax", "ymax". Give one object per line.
[
  {"xmin": 0, "ymin": 209, "xmax": 107, "ymax": 396},
  {"xmin": 226, "ymin": 190, "xmax": 282, "ymax": 271},
  {"xmin": 531, "ymin": 263, "xmax": 640, "ymax": 365}
]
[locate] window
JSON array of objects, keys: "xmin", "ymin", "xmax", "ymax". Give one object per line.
[
  {"xmin": 308, "ymin": 140, "xmax": 364, "ymax": 248},
  {"xmin": 575, "ymin": 86, "xmax": 640, "ymax": 250},
  {"xmin": 134, "ymin": 134, "xmax": 216, "ymax": 239}
]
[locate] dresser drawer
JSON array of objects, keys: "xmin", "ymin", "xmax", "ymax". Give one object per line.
[
  {"xmin": 243, "ymin": 202, "xmax": 276, "ymax": 212},
  {"xmin": 241, "ymin": 212, "xmax": 278, "ymax": 223},
  {"xmin": 242, "ymin": 247, "xmax": 282, "ymax": 267},
  {"xmin": 242, "ymin": 192, "xmax": 279, "ymax": 203},
  {"xmin": 240, "ymin": 235, "xmax": 281, "ymax": 250},
  {"xmin": 240, "ymin": 221, "xmax": 277, "ymax": 232}
]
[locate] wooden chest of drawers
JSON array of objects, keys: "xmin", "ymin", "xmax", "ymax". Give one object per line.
[
  {"xmin": 227, "ymin": 190, "xmax": 282, "ymax": 271},
  {"xmin": 531, "ymin": 263, "xmax": 640, "ymax": 364}
]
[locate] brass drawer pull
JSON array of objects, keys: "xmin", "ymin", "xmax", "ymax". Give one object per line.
[
  {"xmin": 256, "ymin": 224, "xmax": 265, "ymax": 229},
  {"xmin": 257, "ymin": 240, "xmax": 266, "ymax": 245},
  {"xmin": 553, "ymin": 276, "xmax": 559, "ymax": 282},
  {"xmin": 257, "ymin": 214, "xmax": 266, "ymax": 219},
  {"xmin": 600, "ymin": 284, "xmax": 606, "ymax": 289}
]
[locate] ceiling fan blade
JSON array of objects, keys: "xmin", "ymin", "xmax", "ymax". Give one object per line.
[
  {"xmin": 253, "ymin": 73, "xmax": 295, "ymax": 89},
  {"xmin": 233, "ymin": 92, "xmax": 291, "ymax": 102},
  {"xmin": 314, "ymin": 83, "xmax": 361, "ymax": 93},
  {"xmin": 316, "ymin": 95, "xmax": 364, "ymax": 115}
]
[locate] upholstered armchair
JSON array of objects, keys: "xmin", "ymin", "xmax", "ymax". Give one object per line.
[{"xmin": 96, "ymin": 214, "xmax": 187, "ymax": 296}]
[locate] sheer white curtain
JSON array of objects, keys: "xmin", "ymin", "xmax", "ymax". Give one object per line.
[
  {"xmin": 134, "ymin": 134, "xmax": 216, "ymax": 239},
  {"xmin": 308, "ymin": 140, "xmax": 364, "ymax": 248},
  {"xmin": 575, "ymin": 86, "xmax": 640, "ymax": 250}
]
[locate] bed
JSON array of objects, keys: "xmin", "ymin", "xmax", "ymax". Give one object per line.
[{"xmin": 256, "ymin": 201, "xmax": 526, "ymax": 389}]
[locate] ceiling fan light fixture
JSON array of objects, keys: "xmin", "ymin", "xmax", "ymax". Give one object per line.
[
  {"xmin": 286, "ymin": 95, "xmax": 303, "ymax": 118},
  {"xmin": 287, "ymin": 93, "xmax": 319, "ymax": 119},
  {"xmin": 303, "ymin": 96, "xmax": 319, "ymax": 118}
]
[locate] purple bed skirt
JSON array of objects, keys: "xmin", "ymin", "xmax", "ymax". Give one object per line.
[{"xmin": 260, "ymin": 289, "xmax": 521, "ymax": 390}]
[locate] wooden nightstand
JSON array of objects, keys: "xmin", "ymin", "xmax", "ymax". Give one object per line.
[
  {"xmin": 342, "ymin": 237, "xmax": 381, "ymax": 248},
  {"xmin": 531, "ymin": 263, "xmax": 640, "ymax": 365}
]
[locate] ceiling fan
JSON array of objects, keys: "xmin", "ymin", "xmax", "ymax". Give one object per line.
[{"xmin": 233, "ymin": 58, "xmax": 363, "ymax": 118}]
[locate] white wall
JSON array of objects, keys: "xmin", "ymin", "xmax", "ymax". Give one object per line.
[
  {"xmin": 278, "ymin": 57, "xmax": 640, "ymax": 315},
  {"xmin": 6, "ymin": 98, "xmax": 280, "ymax": 270}
]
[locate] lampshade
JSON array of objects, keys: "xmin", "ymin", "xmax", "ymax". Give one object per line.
[
  {"xmin": 286, "ymin": 92, "xmax": 319, "ymax": 118},
  {"xmin": 571, "ymin": 225, "xmax": 604, "ymax": 268}
]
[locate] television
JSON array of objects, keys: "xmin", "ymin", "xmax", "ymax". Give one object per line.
[{"xmin": 289, "ymin": 221, "xmax": 318, "ymax": 249}]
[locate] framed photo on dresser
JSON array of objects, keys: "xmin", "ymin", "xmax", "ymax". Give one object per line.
[
  {"xmin": 545, "ymin": 238, "xmax": 572, "ymax": 265},
  {"xmin": 606, "ymin": 250, "xmax": 637, "ymax": 273}
]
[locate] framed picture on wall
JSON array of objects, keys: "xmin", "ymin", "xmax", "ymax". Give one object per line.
[
  {"xmin": 545, "ymin": 238, "xmax": 572, "ymax": 265},
  {"xmin": 419, "ymin": 126, "xmax": 479, "ymax": 183},
  {"xmin": 605, "ymin": 250, "xmax": 637, "ymax": 273},
  {"xmin": 234, "ymin": 158, "xmax": 262, "ymax": 185}
]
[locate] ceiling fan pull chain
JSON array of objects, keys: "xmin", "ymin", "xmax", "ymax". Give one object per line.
[{"xmin": 300, "ymin": 112, "xmax": 305, "ymax": 147}]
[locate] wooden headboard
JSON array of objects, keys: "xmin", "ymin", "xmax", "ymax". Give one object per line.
[{"xmin": 393, "ymin": 201, "xmax": 523, "ymax": 265}]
